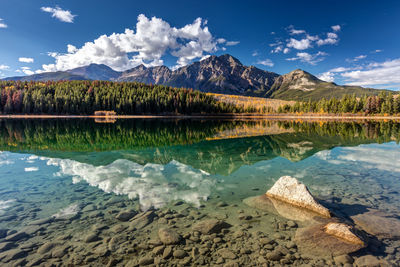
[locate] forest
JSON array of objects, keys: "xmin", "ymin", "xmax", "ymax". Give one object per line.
[
  {"xmin": 0, "ymin": 80, "xmax": 248, "ymax": 115},
  {"xmin": 278, "ymin": 92, "xmax": 400, "ymax": 115},
  {"xmin": 1, "ymin": 80, "xmax": 399, "ymax": 115}
]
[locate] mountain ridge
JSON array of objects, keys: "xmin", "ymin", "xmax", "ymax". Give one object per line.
[{"xmin": 3, "ymin": 54, "xmax": 389, "ymax": 101}]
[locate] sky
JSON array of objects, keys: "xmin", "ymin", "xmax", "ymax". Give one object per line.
[{"xmin": 0, "ymin": 0, "xmax": 399, "ymax": 90}]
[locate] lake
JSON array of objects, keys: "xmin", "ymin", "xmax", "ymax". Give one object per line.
[{"xmin": 0, "ymin": 118, "xmax": 399, "ymax": 266}]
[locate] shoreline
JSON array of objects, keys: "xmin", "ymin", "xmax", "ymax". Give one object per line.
[{"xmin": 0, "ymin": 114, "xmax": 400, "ymax": 120}]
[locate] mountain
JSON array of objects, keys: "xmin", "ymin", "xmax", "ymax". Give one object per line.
[
  {"xmin": 267, "ymin": 69, "xmax": 386, "ymax": 101},
  {"xmin": 3, "ymin": 54, "xmax": 389, "ymax": 100},
  {"xmin": 3, "ymin": 71, "xmax": 87, "ymax": 81},
  {"xmin": 67, "ymin": 63, "xmax": 120, "ymax": 80}
]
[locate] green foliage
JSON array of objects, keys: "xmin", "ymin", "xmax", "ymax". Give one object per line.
[
  {"xmin": 279, "ymin": 93, "xmax": 400, "ymax": 115},
  {"xmin": 0, "ymin": 80, "xmax": 241, "ymax": 115}
]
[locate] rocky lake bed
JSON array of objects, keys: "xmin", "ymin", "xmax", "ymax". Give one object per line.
[{"xmin": 0, "ymin": 119, "xmax": 400, "ymax": 266}]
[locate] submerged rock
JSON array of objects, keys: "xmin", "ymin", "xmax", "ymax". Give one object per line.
[
  {"xmin": 243, "ymin": 195, "xmax": 323, "ymax": 222},
  {"xmin": 323, "ymin": 222, "xmax": 365, "ymax": 246},
  {"xmin": 266, "ymin": 176, "xmax": 331, "ymax": 218},
  {"xmin": 158, "ymin": 228, "xmax": 181, "ymax": 245},
  {"xmin": 115, "ymin": 210, "xmax": 137, "ymax": 222},
  {"xmin": 295, "ymin": 222, "xmax": 366, "ymax": 257},
  {"xmin": 192, "ymin": 219, "xmax": 231, "ymax": 234},
  {"xmin": 350, "ymin": 208, "xmax": 400, "ymax": 239},
  {"xmin": 129, "ymin": 210, "xmax": 156, "ymax": 230}
]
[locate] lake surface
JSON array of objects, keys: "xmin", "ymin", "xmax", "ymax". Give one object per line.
[{"xmin": 0, "ymin": 118, "xmax": 399, "ymax": 266}]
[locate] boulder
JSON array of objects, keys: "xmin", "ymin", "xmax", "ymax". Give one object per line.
[
  {"xmin": 350, "ymin": 208, "xmax": 400, "ymax": 239},
  {"xmin": 158, "ymin": 228, "xmax": 181, "ymax": 245},
  {"xmin": 354, "ymin": 255, "xmax": 390, "ymax": 267},
  {"xmin": 295, "ymin": 222, "xmax": 366, "ymax": 257},
  {"xmin": 323, "ymin": 223, "xmax": 365, "ymax": 246},
  {"xmin": 266, "ymin": 176, "xmax": 331, "ymax": 217},
  {"xmin": 192, "ymin": 219, "xmax": 231, "ymax": 234}
]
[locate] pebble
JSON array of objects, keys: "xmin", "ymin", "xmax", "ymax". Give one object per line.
[
  {"xmin": 115, "ymin": 210, "xmax": 137, "ymax": 221},
  {"xmin": 138, "ymin": 256, "xmax": 153, "ymax": 266},
  {"xmin": 84, "ymin": 233, "xmax": 100, "ymax": 243},
  {"xmin": 173, "ymin": 249, "xmax": 187, "ymax": 259},
  {"xmin": 266, "ymin": 250, "xmax": 283, "ymax": 261},
  {"xmin": 162, "ymin": 246, "xmax": 173, "ymax": 259},
  {"xmin": 37, "ymin": 242, "xmax": 56, "ymax": 254}
]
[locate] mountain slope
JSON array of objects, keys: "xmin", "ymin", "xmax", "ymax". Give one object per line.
[
  {"xmin": 2, "ymin": 54, "xmax": 390, "ymax": 101},
  {"xmin": 268, "ymin": 69, "xmax": 387, "ymax": 101},
  {"xmin": 3, "ymin": 71, "xmax": 87, "ymax": 81},
  {"xmin": 67, "ymin": 63, "xmax": 120, "ymax": 80}
]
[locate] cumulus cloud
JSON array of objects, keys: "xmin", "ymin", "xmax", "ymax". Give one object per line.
[
  {"xmin": 317, "ymin": 32, "xmax": 339, "ymax": 46},
  {"xmin": 19, "ymin": 57, "xmax": 34, "ymax": 63},
  {"xmin": 257, "ymin": 58, "xmax": 274, "ymax": 67},
  {"xmin": 317, "ymin": 72, "xmax": 335, "ymax": 82},
  {"xmin": 287, "ymin": 51, "xmax": 327, "ymax": 65},
  {"xmin": 271, "ymin": 46, "xmax": 283, "ymax": 53},
  {"xmin": 287, "ymin": 38, "xmax": 312, "ymax": 50},
  {"xmin": 331, "ymin": 25, "xmax": 341, "ymax": 32},
  {"xmin": 0, "ymin": 18, "xmax": 7, "ymax": 28},
  {"xmin": 0, "ymin": 64, "xmax": 9, "ymax": 70},
  {"xmin": 21, "ymin": 67, "xmax": 34, "ymax": 75},
  {"xmin": 341, "ymin": 58, "xmax": 400, "ymax": 87},
  {"xmin": 41, "ymin": 14, "xmax": 222, "ymax": 71},
  {"xmin": 283, "ymin": 48, "xmax": 290, "ymax": 54},
  {"xmin": 41, "ymin": 6, "xmax": 76, "ymax": 23}
]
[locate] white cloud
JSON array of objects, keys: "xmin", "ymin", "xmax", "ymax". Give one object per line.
[
  {"xmin": 271, "ymin": 46, "xmax": 283, "ymax": 53},
  {"xmin": 287, "ymin": 38, "xmax": 312, "ymax": 50},
  {"xmin": 19, "ymin": 57, "xmax": 34, "ymax": 63},
  {"xmin": 257, "ymin": 58, "xmax": 274, "ymax": 67},
  {"xmin": 226, "ymin": 41, "xmax": 239, "ymax": 46},
  {"xmin": 331, "ymin": 25, "xmax": 341, "ymax": 32},
  {"xmin": 252, "ymin": 51, "xmax": 259, "ymax": 57},
  {"xmin": 372, "ymin": 49, "xmax": 382, "ymax": 53},
  {"xmin": 345, "ymin": 55, "xmax": 367, "ymax": 63},
  {"xmin": 0, "ymin": 18, "xmax": 7, "ymax": 28},
  {"xmin": 283, "ymin": 48, "xmax": 290, "ymax": 54},
  {"xmin": 287, "ymin": 51, "xmax": 327, "ymax": 65},
  {"xmin": 288, "ymin": 25, "xmax": 306, "ymax": 35},
  {"xmin": 41, "ymin": 6, "xmax": 76, "ymax": 23},
  {"xmin": 0, "ymin": 64, "xmax": 9, "ymax": 70},
  {"xmin": 20, "ymin": 67, "xmax": 34, "ymax": 75},
  {"xmin": 216, "ymin": 38, "xmax": 226, "ymax": 44},
  {"xmin": 341, "ymin": 58, "xmax": 400, "ymax": 87},
  {"xmin": 317, "ymin": 72, "xmax": 335, "ymax": 82},
  {"xmin": 316, "ymin": 32, "xmax": 339, "ymax": 46},
  {"xmin": 41, "ymin": 14, "xmax": 222, "ymax": 72}
]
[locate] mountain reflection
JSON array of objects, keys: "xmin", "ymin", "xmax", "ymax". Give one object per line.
[{"xmin": 0, "ymin": 118, "xmax": 399, "ymax": 175}]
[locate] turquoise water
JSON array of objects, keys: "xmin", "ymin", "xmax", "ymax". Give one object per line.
[{"xmin": 0, "ymin": 119, "xmax": 399, "ymax": 266}]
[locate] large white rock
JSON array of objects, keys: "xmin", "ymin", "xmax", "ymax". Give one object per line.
[
  {"xmin": 324, "ymin": 222, "xmax": 365, "ymax": 245},
  {"xmin": 266, "ymin": 176, "xmax": 331, "ymax": 217}
]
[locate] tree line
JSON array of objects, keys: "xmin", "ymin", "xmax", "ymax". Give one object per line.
[
  {"xmin": 0, "ymin": 80, "xmax": 251, "ymax": 115},
  {"xmin": 278, "ymin": 92, "xmax": 400, "ymax": 115}
]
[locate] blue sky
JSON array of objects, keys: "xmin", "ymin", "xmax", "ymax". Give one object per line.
[{"xmin": 0, "ymin": 0, "xmax": 399, "ymax": 90}]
